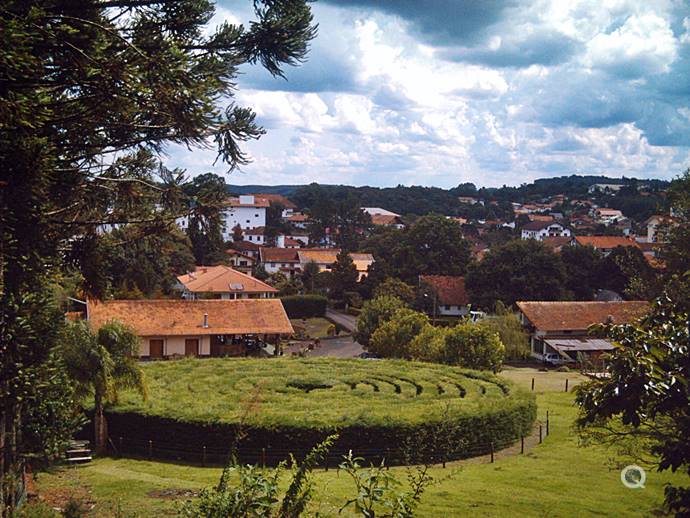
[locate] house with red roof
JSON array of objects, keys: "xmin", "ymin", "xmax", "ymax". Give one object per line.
[
  {"xmin": 419, "ymin": 275, "xmax": 470, "ymax": 317},
  {"xmin": 517, "ymin": 301, "xmax": 648, "ymax": 362}
]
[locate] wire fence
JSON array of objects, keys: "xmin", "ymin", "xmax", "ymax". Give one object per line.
[{"xmin": 105, "ymin": 414, "xmax": 551, "ymax": 469}]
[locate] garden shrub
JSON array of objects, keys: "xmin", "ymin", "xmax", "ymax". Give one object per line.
[{"xmin": 280, "ymin": 295, "xmax": 327, "ymax": 318}]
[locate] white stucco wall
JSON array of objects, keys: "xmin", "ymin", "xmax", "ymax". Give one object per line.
[{"xmin": 141, "ymin": 335, "xmax": 211, "ymax": 357}]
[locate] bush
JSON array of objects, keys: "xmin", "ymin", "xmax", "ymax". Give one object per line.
[
  {"xmin": 353, "ymin": 296, "xmax": 407, "ymax": 346},
  {"xmin": 369, "ymin": 309, "xmax": 429, "ymax": 359},
  {"xmin": 443, "ymin": 323, "xmax": 505, "ymax": 372},
  {"xmin": 557, "ymin": 365, "xmax": 570, "ymax": 372},
  {"xmin": 409, "ymin": 322, "xmax": 505, "ymax": 372},
  {"xmin": 280, "ymin": 295, "xmax": 327, "ymax": 318}
]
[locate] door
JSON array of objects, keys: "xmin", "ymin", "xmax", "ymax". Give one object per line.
[
  {"xmin": 149, "ymin": 339, "xmax": 164, "ymax": 359},
  {"xmin": 185, "ymin": 338, "xmax": 199, "ymax": 357}
]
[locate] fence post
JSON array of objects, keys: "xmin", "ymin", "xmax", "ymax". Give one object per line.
[
  {"xmin": 119, "ymin": 436, "xmax": 123, "ymax": 455},
  {"xmin": 490, "ymin": 442, "xmax": 494, "ymax": 463},
  {"xmin": 546, "ymin": 411, "xmax": 550, "ymax": 436},
  {"xmin": 565, "ymin": 378, "xmax": 569, "ymax": 392},
  {"xmin": 148, "ymin": 440, "xmax": 153, "ymax": 460},
  {"xmin": 531, "ymin": 377, "xmax": 535, "ymax": 391},
  {"xmin": 521, "ymin": 435, "xmax": 524, "ymax": 454},
  {"xmin": 261, "ymin": 447, "xmax": 266, "ymax": 469},
  {"xmin": 202, "ymin": 446, "xmax": 206, "ymax": 467},
  {"xmin": 539, "ymin": 426, "xmax": 543, "ymax": 444}
]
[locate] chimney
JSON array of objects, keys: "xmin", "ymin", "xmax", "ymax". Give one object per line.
[{"xmin": 203, "ymin": 313, "xmax": 209, "ymax": 328}]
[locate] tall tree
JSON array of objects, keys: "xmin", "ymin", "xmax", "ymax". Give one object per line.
[
  {"xmin": 465, "ymin": 240, "xmax": 567, "ymax": 309},
  {"xmin": 576, "ymin": 286, "xmax": 690, "ymax": 515},
  {"xmin": 329, "ymin": 250, "xmax": 359, "ymax": 300},
  {"xmin": 0, "ymin": 1, "xmax": 316, "ymax": 511},
  {"xmin": 61, "ymin": 321, "xmax": 146, "ymax": 454},
  {"xmin": 561, "ymin": 245, "xmax": 603, "ymax": 300}
]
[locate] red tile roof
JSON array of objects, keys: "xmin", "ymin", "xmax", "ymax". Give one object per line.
[
  {"xmin": 419, "ymin": 275, "xmax": 468, "ymax": 306},
  {"xmin": 88, "ymin": 299, "xmax": 293, "ymax": 336},
  {"xmin": 371, "ymin": 214, "xmax": 403, "ymax": 226},
  {"xmin": 574, "ymin": 236, "xmax": 641, "ymax": 250},
  {"xmin": 261, "ymin": 248, "xmax": 300, "ymax": 263},
  {"xmin": 177, "ymin": 265, "xmax": 277, "ymax": 294},
  {"xmin": 250, "ymin": 194, "xmax": 297, "ymax": 209},
  {"xmin": 516, "ymin": 301, "xmax": 648, "ymax": 332},
  {"xmin": 226, "ymin": 196, "xmax": 270, "ymax": 208}
]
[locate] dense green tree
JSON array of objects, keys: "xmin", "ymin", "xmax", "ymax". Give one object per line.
[
  {"xmin": 482, "ymin": 302, "xmax": 530, "ymax": 360},
  {"xmin": 0, "ymin": 0, "xmax": 316, "ymax": 510},
  {"xmin": 61, "ymin": 321, "xmax": 146, "ymax": 454},
  {"xmin": 300, "ymin": 260, "xmax": 321, "ymax": 293},
  {"xmin": 106, "ymin": 227, "xmax": 196, "ymax": 297},
  {"xmin": 661, "ymin": 170, "xmax": 690, "ymax": 276},
  {"xmin": 373, "ymin": 277, "xmax": 417, "ymax": 305},
  {"xmin": 466, "ymin": 240, "xmax": 567, "ymax": 309},
  {"xmin": 362, "ymin": 216, "xmax": 471, "ymax": 284},
  {"xmin": 329, "ymin": 250, "xmax": 359, "ymax": 300},
  {"xmin": 596, "ymin": 246, "xmax": 659, "ymax": 299},
  {"xmin": 408, "ymin": 325, "xmax": 449, "ymax": 363},
  {"xmin": 576, "ymin": 286, "xmax": 690, "ymax": 515},
  {"xmin": 394, "ymin": 215, "xmax": 471, "ymax": 281},
  {"xmin": 368, "ymin": 309, "xmax": 429, "ymax": 359},
  {"xmin": 561, "ymin": 245, "xmax": 603, "ymax": 300},
  {"xmin": 354, "ymin": 296, "xmax": 407, "ymax": 347},
  {"xmin": 442, "ymin": 323, "xmax": 505, "ymax": 372}
]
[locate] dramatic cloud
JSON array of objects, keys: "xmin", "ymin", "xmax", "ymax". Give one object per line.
[{"xmin": 164, "ymin": 0, "xmax": 690, "ymax": 187}]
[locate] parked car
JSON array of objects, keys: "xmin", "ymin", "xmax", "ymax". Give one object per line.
[{"xmin": 543, "ymin": 353, "xmax": 574, "ymax": 366}]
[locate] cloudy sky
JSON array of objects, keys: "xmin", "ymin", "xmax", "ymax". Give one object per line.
[{"xmin": 165, "ymin": 0, "xmax": 690, "ymax": 188}]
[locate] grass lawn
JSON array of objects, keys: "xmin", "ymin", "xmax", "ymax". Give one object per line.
[
  {"xmin": 291, "ymin": 317, "xmax": 334, "ymax": 339},
  {"xmin": 30, "ymin": 367, "xmax": 680, "ymax": 517}
]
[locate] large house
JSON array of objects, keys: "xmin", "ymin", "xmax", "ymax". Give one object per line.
[
  {"xmin": 516, "ymin": 301, "xmax": 648, "ymax": 362},
  {"xmin": 520, "ymin": 221, "xmax": 571, "ymax": 241},
  {"xmin": 419, "ymin": 275, "xmax": 469, "ymax": 317},
  {"xmin": 297, "ymin": 249, "xmax": 374, "ymax": 281},
  {"xmin": 221, "ymin": 195, "xmax": 269, "ymax": 239},
  {"xmin": 571, "ymin": 236, "xmax": 641, "ymax": 256},
  {"xmin": 644, "ymin": 214, "xmax": 677, "ymax": 243},
  {"xmin": 592, "ymin": 208, "xmax": 624, "ymax": 225},
  {"xmin": 176, "ymin": 265, "xmax": 277, "ymax": 300},
  {"xmin": 87, "ymin": 298, "xmax": 293, "ymax": 358},
  {"xmin": 224, "ymin": 249, "xmax": 256, "ymax": 274},
  {"xmin": 260, "ymin": 247, "xmax": 301, "ymax": 277}
]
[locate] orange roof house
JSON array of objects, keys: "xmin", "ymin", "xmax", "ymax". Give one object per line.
[
  {"xmin": 517, "ymin": 300, "xmax": 648, "ymax": 361},
  {"xmin": 370, "ymin": 214, "xmax": 405, "ymax": 228},
  {"xmin": 87, "ymin": 298, "xmax": 293, "ymax": 358},
  {"xmin": 250, "ymin": 193, "xmax": 296, "ymax": 209},
  {"xmin": 176, "ymin": 265, "xmax": 277, "ymax": 300},
  {"xmin": 419, "ymin": 275, "xmax": 469, "ymax": 316},
  {"xmin": 572, "ymin": 236, "xmax": 641, "ymax": 255},
  {"xmin": 516, "ymin": 301, "xmax": 648, "ymax": 332}
]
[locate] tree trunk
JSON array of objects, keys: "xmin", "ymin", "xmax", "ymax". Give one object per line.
[{"xmin": 94, "ymin": 394, "xmax": 107, "ymax": 455}]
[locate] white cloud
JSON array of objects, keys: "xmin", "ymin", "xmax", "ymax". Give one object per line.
[{"xmin": 584, "ymin": 13, "xmax": 678, "ymax": 76}]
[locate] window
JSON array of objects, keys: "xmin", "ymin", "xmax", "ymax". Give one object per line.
[
  {"xmin": 255, "ymin": 213, "xmax": 259, "ymax": 217},
  {"xmin": 246, "ymin": 219, "xmax": 250, "ymax": 224}
]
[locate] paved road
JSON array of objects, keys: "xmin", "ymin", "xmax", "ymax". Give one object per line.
[
  {"xmin": 325, "ymin": 308, "xmax": 357, "ymax": 332},
  {"xmin": 283, "ymin": 336, "xmax": 364, "ymax": 358}
]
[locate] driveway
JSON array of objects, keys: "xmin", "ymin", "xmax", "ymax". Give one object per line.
[
  {"xmin": 325, "ymin": 308, "xmax": 357, "ymax": 332},
  {"xmin": 283, "ymin": 336, "xmax": 364, "ymax": 358}
]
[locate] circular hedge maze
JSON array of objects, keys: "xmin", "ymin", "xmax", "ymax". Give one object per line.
[{"xmin": 106, "ymin": 358, "xmax": 536, "ymax": 466}]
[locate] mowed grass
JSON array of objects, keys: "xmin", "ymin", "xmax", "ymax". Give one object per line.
[
  {"xmin": 112, "ymin": 358, "xmax": 526, "ymax": 427},
  {"xmin": 32, "ymin": 367, "xmax": 681, "ymax": 517}
]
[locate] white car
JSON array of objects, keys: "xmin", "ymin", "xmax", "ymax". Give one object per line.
[{"xmin": 543, "ymin": 353, "xmax": 574, "ymax": 366}]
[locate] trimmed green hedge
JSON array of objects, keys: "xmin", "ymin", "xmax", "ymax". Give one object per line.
[
  {"xmin": 280, "ymin": 294, "xmax": 327, "ymax": 318},
  {"xmin": 90, "ymin": 358, "xmax": 537, "ymax": 466}
]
